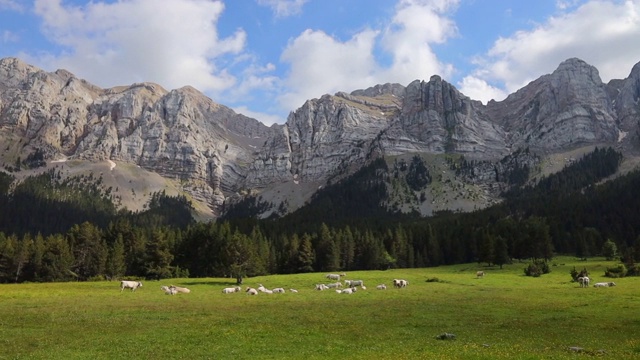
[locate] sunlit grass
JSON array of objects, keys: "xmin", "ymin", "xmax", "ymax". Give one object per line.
[{"xmin": 1, "ymin": 257, "xmax": 639, "ymax": 359}]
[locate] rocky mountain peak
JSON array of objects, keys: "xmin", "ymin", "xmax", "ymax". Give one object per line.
[{"xmin": 2, "ymin": 57, "xmax": 640, "ymax": 219}]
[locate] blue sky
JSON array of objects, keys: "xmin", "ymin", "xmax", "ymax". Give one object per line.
[{"xmin": 1, "ymin": 0, "xmax": 640, "ymax": 125}]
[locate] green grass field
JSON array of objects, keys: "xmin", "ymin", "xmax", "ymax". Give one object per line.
[{"xmin": 1, "ymin": 257, "xmax": 639, "ymax": 359}]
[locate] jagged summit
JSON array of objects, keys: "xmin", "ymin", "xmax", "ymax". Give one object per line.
[{"xmin": 1, "ymin": 56, "xmax": 640, "ymax": 218}]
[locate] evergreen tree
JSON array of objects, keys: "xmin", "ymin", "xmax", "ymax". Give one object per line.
[
  {"xmin": 602, "ymin": 238, "xmax": 618, "ymax": 261},
  {"xmin": 67, "ymin": 222, "xmax": 107, "ymax": 280},
  {"xmin": 144, "ymin": 229, "xmax": 174, "ymax": 280},
  {"xmin": 296, "ymin": 233, "xmax": 315, "ymax": 273},
  {"xmin": 40, "ymin": 234, "xmax": 74, "ymax": 282},
  {"xmin": 493, "ymin": 235, "xmax": 510, "ymax": 269},
  {"xmin": 106, "ymin": 234, "xmax": 126, "ymax": 280}
]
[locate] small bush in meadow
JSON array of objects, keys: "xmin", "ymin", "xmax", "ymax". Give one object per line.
[
  {"xmin": 570, "ymin": 266, "xmax": 589, "ymax": 282},
  {"xmin": 605, "ymin": 264, "xmax": 627, "ymax": 278},
  {"xmin": 524, "ymin": 260, "xmax": 550, "ymax": 277}
]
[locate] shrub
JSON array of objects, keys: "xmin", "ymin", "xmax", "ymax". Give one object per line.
[
  {"xmin": 570, "ymin": 266, "xmax": 588, "ymax": 282},
  {"xmin": 604, "ymin": 264, "xmax": 627, "ymax": 278},
  {"xmin": 525, "ymin": 260, "xmax": 550, "ymax": 277}
]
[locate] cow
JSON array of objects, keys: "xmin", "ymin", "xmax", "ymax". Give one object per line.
[
  {"xmin": 161, "ymin": 285, "xmax": 177, "ymax": 295},
  {"xmin": 121, "ymin": 280, "xmax": 142, "ymax": 292},
  {"xmin": 326, "ymin": 274, "xmax": 341, "ymax": 281},
  {"xmin": 578, "ymin": 276, "xmax": 590, "ymax": 288},
  {"xmin": 594, "ymin": 282, "xmax": 616, "ymax": 287},
  {"xmin": 393, "ymin": 279, "xmax": 408, "ymax": 288},
  {"xmin": 476, "ymin": 271, "xmax": 485, "ymax": 278},
  {"xmin": 169, "ymin": 285, "xmax": 191, "ymax": 294}
]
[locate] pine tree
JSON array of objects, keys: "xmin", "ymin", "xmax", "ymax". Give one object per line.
[
  {"xmin": 144, "ymin": 229, "xmax": 174, "ymax": 280},
  {"xmin": 296, "ymin": 233, "xmax": 315, "ymax": 273},
  {"xmin": 493, "ymin": 235, "xmax": 510, "ymax": 269},
  {"xmin": 41, "ymin": 234, "xmax": 74, "ymax": 282},
  {"xmin": 106, "ymin": 234, "xmax": 126, "ymax": 280}
]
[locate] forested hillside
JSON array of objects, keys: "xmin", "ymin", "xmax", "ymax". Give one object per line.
[{"xmin": 1, "ymin": 147, "xmax": 639, "ymax": 283}]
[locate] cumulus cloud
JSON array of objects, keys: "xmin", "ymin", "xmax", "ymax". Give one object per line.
[
  {"xmin": 31, "ymin": 0, "xmax": 246, "ymax": 93},
  {"xmin": 257, "ymin": 0, "xmax": 308, "ymax": 17},
  {"xmin": 278, "ymin": 0, "xmax": 459, "ymax": 111},
  {"xmin": 465, "ymin": 0, "xmax": 640, "ymax": 102}
]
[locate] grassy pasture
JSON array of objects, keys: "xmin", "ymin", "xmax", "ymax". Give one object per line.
[{"xmin": 1, "ymin": 257, "xmax": 639, "ymax": 359}]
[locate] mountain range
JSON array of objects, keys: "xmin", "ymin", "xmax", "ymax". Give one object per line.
[{"xmin": 1, "ymin": 57, "xmax": 639, "ymax": 220}]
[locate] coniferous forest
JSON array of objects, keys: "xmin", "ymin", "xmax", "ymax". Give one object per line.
[{"xmin": 1, "ymin": 146, "xmax": 639, "ymax": 284}]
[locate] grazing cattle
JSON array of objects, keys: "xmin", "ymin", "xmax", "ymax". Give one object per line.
[
  {"xmin": 376, "ymin": 284, "xmax": 387, "ymax": 290},
  {"xmin": 347, "ymin": 280, "xmax": 363, "ymax": 287},
  {"xmin": 476, "ymin": 271, "xmax": 485, "ymax": 278},
  {"xmin": 257, "ymin": 284, "xmax": 267, "ymax": 292},
  {"xmin": 170, "ymin": 285, "xmax": 191, "ymax": 294},
  {"xmin": 161, "ymin": 285, "xmax": 177, "ymax": 295},
  {"xmin": 222, "ymin": 287, "xmax": 239, "ymax": 294},
  {"xmin": 393, "ymin": 279, "xmax": 408, "ymax": 288},
  {"xmin": 315, "ymin": 284, "xmax": 329, "ymax": 291},
  {"xmin": 272, "ymin": 288, "xmax": 285, "ymax": 293},
  {"xmin": 342, "ymin": 287, "xmax": 356, "ymax": 294},
  {"xmin": 246, "ymin": 287, "xmax": 258, "ymax": 295},
  {"xmin": 121, "ymin": 280, "xmax": 143, "ymax": 292},
  {"xmin": 326, "ymin": 282, "xmax": 342, "ymax": 289},
  {"xmin": 289, "ymin": 289, "xmax": 298, "ymax": 293},
  {"xmin": 594, "ymin": 282, "xmax": 616, "ymax": 287},
  {"xmin": 578, "ymin": 276, "xmax": 590, "ymax": 288},
  {"xmin": 326, "ymin": 274, "xmax": 341, "ymax": 281}
]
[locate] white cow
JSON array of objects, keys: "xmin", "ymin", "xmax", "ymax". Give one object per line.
[
  {"xmin": 594, "ymin": 282, "xmax": 616, "ymax": 287},
  {"xmin": 170, "ymin": 285, "xmax": 191, "ymax": 294},
  {"xmin": 272, "ymin": 288, "xmax": 286, "ymax": 293},
  {"xmin": 342, "ymin": 287, "xmax": 356, "ymax": 294},
  {"xmin": 326, "ymin": 282, "xmax": 342, "ymax": 289},
  {"xmin": 348, "ymin": 280, "xmax": 364, "ymax": 287},
  {"xmin": 121, "ymin": 280, "xmax": 142, "ymax": 292},
  {"xmin": 376, "ymin": 284, "xmax": 387, "ymax": 290},
  {"xmin": 315, "ymin": 284, "xmax": 329, "ymax": 291},
  {"xmin": 222, "ymin": 287, "xmax": 239, "ymax": 294},
  {"xmin": 393, "ymin": 279, "xmax": 408, "ymax": 288},
  {"xmin": 246, "ymin": 287, "xmax": 258, "ymax": 295},
  {"xmin": 577, "ymin": 276, "xmax": 590, "ymax": 288},
  {"xmin": 161, "ymin": 285, "xmax": 177, "ymax": 295},
  {"xmin": 326, "ymin": 274, "xmax": 341, "ymax": 281},
  {"xmin": 476, "ymin": 271, "xmax": 485, "ymax": 278}
]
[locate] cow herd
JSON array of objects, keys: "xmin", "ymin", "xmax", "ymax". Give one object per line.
[{"xmin": 119, "ymin": 270, "xmax": 619, "ymax": 295}]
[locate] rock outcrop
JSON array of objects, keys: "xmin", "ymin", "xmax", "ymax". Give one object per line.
[{"xmin": 1, "ymin": 56, "xmax": 639, "ymax": 217}]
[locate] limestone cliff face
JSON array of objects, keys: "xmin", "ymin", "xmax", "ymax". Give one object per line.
[
  {"xmin": 485, "ymin": 58, "xmax": 619, "ymax": 150},
  {"xmin": 1, "ymin": 56, "xmax": 640, "ymax": 218},
  {"xmin": 377, "ymin": 75, "xmax": 508, "ymax": 158}
]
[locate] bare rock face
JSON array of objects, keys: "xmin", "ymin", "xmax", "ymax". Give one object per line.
[
  {"xmin": 2, "ymin": 56, "xmax": 640, "ymax": 218},
  {"xmin": 486, "ymin": 58, "xmax": 619, "ymax": 150},
  {"xmin": 377, "ymin": 76, "xmax": 508, "ymax": 158},
  {"xmin": 609, "ymin": 62, "xmax": 640, "ymax": 146}
]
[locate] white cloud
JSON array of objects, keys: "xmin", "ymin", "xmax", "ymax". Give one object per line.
[
  {"xmin": 470, "ymin": 0, "xmax": 640, "ymax": 99},
  {"xmin": 2, "ymin": 30, "xmax": 19, "ymax": 43},
  {"xmin": 279, "ymin": 28, "xmax": 380, "ymax": 109},
  {"xmin": 233, "ymin": 105, "xmax": 284, "ymax": 126},
  {"xmin": 458, "ymin": 75, "xmax": 508, "ymax": 104},
  {"xmin": 278, "ymin": 0, "xmax": 459, "ymax": 111},
  {"xmin": 257, "ymin": 0, "xmax": 308, "ymax": 17},
  {"xmin": 31, "ymin": 0, "xmax": 246, "ymax": 93},
  {"xmin": 0, "ymin": 0, "xmax": 23, "ymax": 12}
]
